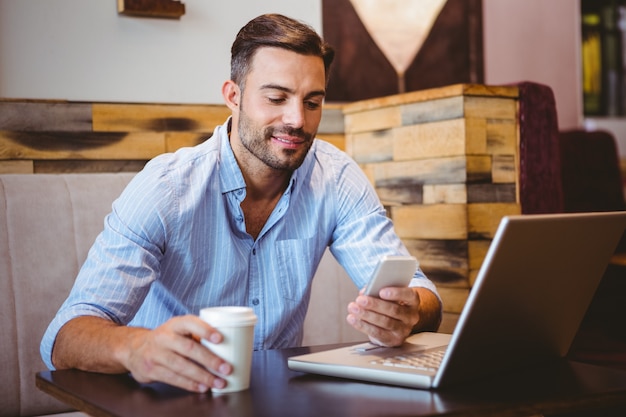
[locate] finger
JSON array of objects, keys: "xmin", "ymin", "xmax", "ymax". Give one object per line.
[
  {"xmin": 346, "ymin": 311, "xmax": 404, "ymax": 347},
  {"xmin": 161, "ymin": 317, "xmax": 233, "ymax": 376},
  {"xmin": 353, "ymin": 298, "xmax": 407, "ymax": 330},
  {"xmin": 128, "ymin": 317, "xmax": 232, "ymax": 392},
  {"xmin": 168, "ymin": 315, "xmax": 223, "ymax": 344},
  {"xmin": 355, "ymin": 294, "xmax": 407, "ymax": 321},
  {"xmin": 350, "ymin": 295, "xmax": 417, "ymax": 340},
  {"xmin": 131, "ymin": 354, "xmax": 225, "ymax": 393},
  {"xmin": 347, "ymin": 301, "xmax": 406, "ymax": 343},
  {"xmin": 378, "ymin": 287, "xmax": 418, "ymax": 307}
]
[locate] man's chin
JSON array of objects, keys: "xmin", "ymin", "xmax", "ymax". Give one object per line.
[{"xmin": 269, "ymin": 152, "xmax": 307, "ymax": 172}]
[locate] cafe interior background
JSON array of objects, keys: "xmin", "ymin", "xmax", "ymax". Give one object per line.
[
  {"xmin": 2, "ymin": 0, "xmax": 625, "ymax": 294},
  {"xmin": 3, "ymin": 2, "xmax": 626, "ymax": 413},
  {"xmin": 2, "ymin": 0, "xmax": 626, "ymax": 317},
  {"xmin": 2, "ymin": 0, "xmax": 625, "ymax": 196},
  {"xmin": 0, "ymin": 0, "xmax": 615, "ymax": 131}
]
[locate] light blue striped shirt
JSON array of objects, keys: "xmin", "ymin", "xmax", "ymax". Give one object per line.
[{"xmin": 41, "ymin": 119, "xmax": 438, "ymax": 369}]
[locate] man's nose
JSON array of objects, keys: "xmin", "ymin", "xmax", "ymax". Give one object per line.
[{"xmin": 283, "ymin": 102, "xmax": 305, "ymax": 128}]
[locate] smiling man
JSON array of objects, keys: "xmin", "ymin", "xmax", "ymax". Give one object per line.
[{"xmin": 41, "ymin": 13, "xmax": 441, "ymax": 394}]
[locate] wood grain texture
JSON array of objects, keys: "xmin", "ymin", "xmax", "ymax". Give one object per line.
[
  {"xmin": 319, "ymin": 106, "xmax": 345, "ymax": 134},
  {"xmin": 400, "ymin": 96, "xmax": 465, "ymax": 125},
  {"xmin": 393, "ymin": 119, "xmax": 469, "ymax": 160},
  {"xmin": 165, "ymin": 132, "xmax": 212, "ymax": 152},
  {"xmin": 346, "ymin": 130, "xmax": 394, "ymax": 164},
  {"xmin": 317, "ymin": 134, "xmax": 346, "ymax": 151},
  {"xmin": 34, "ymin": 160, "xmax": 147, "ymax": 173},
  {"xmin": 437, "ymin": 287, "xmax": 470, "ymax": 314},
  {"xmin": 467, "ymin": 203, "xmax": 521, "ymax": 239},
  {"xmin": 492, "ymin": 154, "xmax": 516, "ymax": 183},
  {"xmin": 342, "ymin": 84, "xmax": 518, "ymax": 114},
  {"xmin": 467, "ymin": 183, "xmax": 516, "ymax": 203},
  {"xmin": 0, "ymin": 131, "xmax": 165, "ymax": 160},
  {"xmin": 117, "ymin": 0, "xmax": 185, "ymax": 19},
  {"xmin": 486, "ymin": 119, "xmax": 517, "ymax": 154},
  {"xmin": 391, "ymin": 204, "xmax": 468, "ymax": 240},
  {"xmin": 344, "ymin": 105, "xmax": 402, "ymax": 134},
  {"xmin": 404, "ymin": 238, "xmax": 469, "ymax": 288},
  {"xmin": 373, "ymin": 157, "xmax": 469, "ymax": 188},
  {"xmin": 0, "ymin": 160, "xmax": 33, "ymax": 174},
  {"xmin": 423, "ymin": 184, "xmax": 468, "ymax": 204},
  {"xmin": 0, "ymin": 101, "xmax": 92, "ymax": 131},
  {"xmin": 92, "ymin": 103, "xmax": 228, "ymax": 132}
]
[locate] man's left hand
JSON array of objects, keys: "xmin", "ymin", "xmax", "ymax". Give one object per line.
[{"xmin": 346, "ymin": 287, "xmax": 441, "ymax": 346}]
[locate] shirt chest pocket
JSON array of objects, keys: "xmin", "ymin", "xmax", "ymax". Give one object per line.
[{"xmin": 274, "ymin": 238, "xmax": 317, "ymax": 302}]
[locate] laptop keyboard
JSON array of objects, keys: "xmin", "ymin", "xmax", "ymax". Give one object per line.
[{"xmin": 370, "ymin": 346, "xmax": 446, "ymax": 372}]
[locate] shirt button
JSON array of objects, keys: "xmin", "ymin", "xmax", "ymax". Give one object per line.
[
  {"xmin": 252, "ymin": 298, "xmax": 260, "ymax": 305},
  {"xmin": 252, "ymin": 248, "xmax": 256, "ymax": 255}
]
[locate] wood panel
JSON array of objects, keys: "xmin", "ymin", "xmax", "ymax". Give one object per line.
[
  {"xmin": 165, "ymin": 132, "xmax": 212, "ymax": 152},
  {"xmin": 0, "ymin": 87, "xmax": 520, "ymax": 317},
  {"xmin": 467, "ymin": 203, "xmax": 521, "ymax": 239},
  {"xmin": 344, "ymin": 84, "xmax": 520, "ymax": 314},
  {"xmin": 437, "ymin": 287, "xmax": 470, "ymax": 314},
  {"xmin": 92, "ymin": 103, "xmax": 228, "ymax": 132},
  {"xmin": 344, "ymin": 105, "xmax": 402, "ymax": 134},
  {"xmin": 423, "ymin": 184, "xmax": 467, "ymax": 204},
  {"xmin": 392, "ymin": 204, "xmax": 468, "ymax": 240},
  {"xmin": 0, "ymin": 131, "xmax": 165, "ymax": 160},
  {"xmin": 34, "ymin": 160, "xmax": 147, "ymax": 174},
  {"xmin": 0, "ymin": 101, "xmax": 92, "ymax": 131},
  {"xmin": 0, "ymin": 100, "xmax": 346, "ymax": 173},
  {"xmin": 117, "ymin": 0, "xmax": 185, "ymax": 19},
  {"xmin": 0, "ymin": 160, "xmax": 33, "ymax": 174},
  {"xmin": 404, "ymin": 238, "xmax": 469, "ymax": 288}
]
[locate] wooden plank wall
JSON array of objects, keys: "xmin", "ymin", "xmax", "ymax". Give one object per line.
[
  {"xmin": 0, "ymin": 87, "xmax": 520, "ymax": 318},
  {"xmin": 2, "ymin": 88, "xmax": 625, "ymax": 330},
  {"xmin": 343, "ymin": 84, "xmax": 522, "ymax": 315},
  {"xmin": 0, "ymin": 100, "xmax": 345, "ymax": 174}
]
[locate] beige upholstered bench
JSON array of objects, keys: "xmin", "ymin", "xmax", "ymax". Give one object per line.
[{"xmin": 0, "ymin": 172, "xmax": 361, "ymax": 416}]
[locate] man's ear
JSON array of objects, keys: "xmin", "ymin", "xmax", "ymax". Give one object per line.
[{"xmin": 222, "ymin": 80, "xmax": 240, "ymax": 112}]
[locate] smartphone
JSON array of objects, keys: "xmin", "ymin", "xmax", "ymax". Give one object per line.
[{"xmin": 363, "ymin": 255, "xmax": 418, "ymax": 297}]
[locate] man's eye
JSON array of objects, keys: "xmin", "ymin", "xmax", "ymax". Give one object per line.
[
  {"xmin": 305, "ymin": 101, "xmax": 322, "ymax": 110},
  {"xmin": 268, "ymin": 97, "xmax": 285, "ymax": 104}
]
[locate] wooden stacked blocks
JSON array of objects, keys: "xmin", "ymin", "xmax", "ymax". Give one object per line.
[
  {"xmin": 343, "ymin": 84, "xmax": 522, "ymax": 315},
  {"xmin": 1, "ymin": 85, "xmax": 521, "ymax": 317},
  {"xmin": 0, "ymin": 102, "xmax": 229, "ymax": 173},
  {"xmin": 0, "ymin": 100, "xmax": 345, "ymax": 173}
]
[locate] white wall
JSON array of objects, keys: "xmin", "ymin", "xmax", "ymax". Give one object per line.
[
  {"xmin": 482, "ymin": 0, "xmax": 582, "ymax": 130},
  {"xmin": 0, "ymin": 0, "xmax": 322, "ymax": 104},
  {"xmin": 1, "ymin": 0, "xmax": 583, "ymax": 131}
]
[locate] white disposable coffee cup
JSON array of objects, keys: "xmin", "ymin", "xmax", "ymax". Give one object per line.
[{"xmin": 199, "ymin": 306, "xmax": 258, "ymax": 393}]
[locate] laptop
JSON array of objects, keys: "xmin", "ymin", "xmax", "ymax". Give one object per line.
[{"xmin": 288, "ymin": 211, "xmax": 626, "ymax": 389}]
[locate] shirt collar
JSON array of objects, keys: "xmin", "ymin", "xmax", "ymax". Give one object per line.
[{"xmin": 218, "ymin": 118, "xmax": 247, "ymax": 194}]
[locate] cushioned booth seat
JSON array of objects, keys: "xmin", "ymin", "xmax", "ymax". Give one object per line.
[
  {"xmin": 0, "ymin": 173, "xmax": 133, "ymax": 417},
  {"xmin": 0, "ymin": 172, "xmax": 362, "ymax": 416}
]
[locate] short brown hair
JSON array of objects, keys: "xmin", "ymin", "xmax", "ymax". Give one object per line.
[{"xmin": 230, "ymin": 14, "xmax": 335, "ymax": 88}]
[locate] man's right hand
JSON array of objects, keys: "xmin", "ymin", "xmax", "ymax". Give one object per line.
[{"xmin": 52, "ymin": 315, "xmax": 232, "ymax": 393}]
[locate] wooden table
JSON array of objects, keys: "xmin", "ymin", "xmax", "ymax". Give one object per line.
[{"xmin": 37, "ymin": 344, "xmax": 626, "ymax": 417}]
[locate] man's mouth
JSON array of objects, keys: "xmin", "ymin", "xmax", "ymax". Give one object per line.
[{"xmin": 272, "ymin": 134, "xmax": 306, "ymax": 148}]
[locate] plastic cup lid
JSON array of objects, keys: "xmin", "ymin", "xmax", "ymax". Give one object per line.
[{"xmin": 200, "ymin": 306, "xmax": 258, "ymax": 326}]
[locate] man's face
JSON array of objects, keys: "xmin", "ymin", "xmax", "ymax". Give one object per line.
[{"xmin": 235, "ymin": 47, "xmax": 326, "ymax": 172}]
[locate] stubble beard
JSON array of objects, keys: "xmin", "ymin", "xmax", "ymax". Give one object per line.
[{"xmin": 237, "ymin": 105, "xmax": 315, "ymax": 172}]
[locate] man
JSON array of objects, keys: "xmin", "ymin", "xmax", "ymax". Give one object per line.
[{"xmin": 41, "ymin": 13, "xmax": 441, "ymax": 394}]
